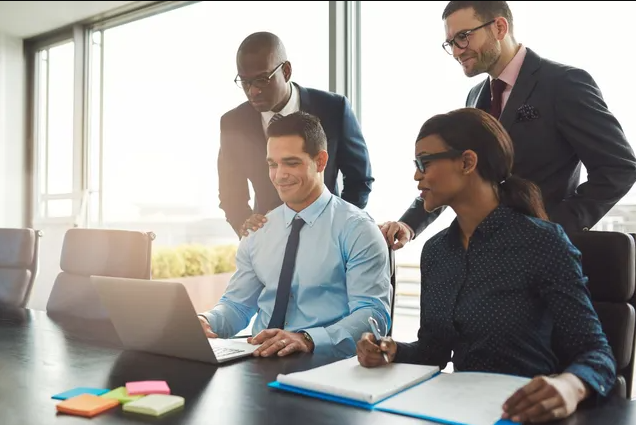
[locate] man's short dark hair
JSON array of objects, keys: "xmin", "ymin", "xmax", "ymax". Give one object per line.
[
  {"xmin": 267, "ymin": 111, "xmax": 327, "ymax": 157},
  {"xmin": 442, "ymin": 1, "xmax": 514, "ymax": 34}
]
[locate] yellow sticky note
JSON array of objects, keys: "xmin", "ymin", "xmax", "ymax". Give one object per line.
[
  {"xmin": 123, "ymin": 394, "xmax": 184, "ymax": 417},
  {"xmin": 100, "ymin": 386, "xmax": 144, "ymax": 404}
]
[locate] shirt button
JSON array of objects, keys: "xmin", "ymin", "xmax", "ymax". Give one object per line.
[{"xmin": 600, "ymin": 385, "xmax": 605, "ymax": 393}]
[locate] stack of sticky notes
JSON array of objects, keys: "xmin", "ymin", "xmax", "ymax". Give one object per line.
[
  {"xmin": 56, "ymin": 394, "xmax": 120, "ymax": 418},
  {"xmin": 53, "ymin": 382, "xmax": 184, "ymax": 418}
]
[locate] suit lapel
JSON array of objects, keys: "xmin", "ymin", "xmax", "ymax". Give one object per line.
[
  {"xmin": 468, "ymin": 79, "xmax": 491, "ymax": 111},
  {"xmin": 296, "ymin": 83, "xmax": 311, "ymax": 113},
  {"xmin": 499, "ymin": 48, "xmax": 542, "ymax": 130},
  {"xmin": 243, "ymin": 102, "xmax": 267, "ymax": 143}
]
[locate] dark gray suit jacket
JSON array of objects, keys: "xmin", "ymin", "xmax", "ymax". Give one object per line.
[{"xmin": 400, "ymin": 47, "xmax": 636, "ymax": 236}]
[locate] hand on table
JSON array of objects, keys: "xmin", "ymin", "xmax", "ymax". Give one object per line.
[
  {"xmin": 248, "ymin": 329, "xmax": 314, "ymax": 357},
  {"xmin": 502, "ymin": 372, "xmax": 590, "ymax": 423}
]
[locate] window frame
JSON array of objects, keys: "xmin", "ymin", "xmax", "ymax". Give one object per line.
[{"xmin": 24, "ymin": 0, "xmax": 355, "ymax": 228}]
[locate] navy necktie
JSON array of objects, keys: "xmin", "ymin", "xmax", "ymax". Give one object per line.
[
  {"xmin": 490, "ymin": 78, "xmax": 507, "ymax": 119},
  {"xmin": 267, "ymin": 216, "xmax": 306, "ymax": 329},
  {"xmin": 269, "ymin": 113, "xmax": 283, "ymax": 127}
]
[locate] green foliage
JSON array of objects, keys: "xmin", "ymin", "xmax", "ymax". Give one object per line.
[
  {"xmin": 213, "ymin": 244, "xmax": 238, "ymax": 274},
  {"xmin": 151, "ymin": 244, "xmax": 238, "ymax": 279}
]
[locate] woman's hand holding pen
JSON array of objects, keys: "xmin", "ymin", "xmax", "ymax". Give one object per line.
[{"xmin": 356, "ymin": 333, "xmax": 397, "ymax": 368}]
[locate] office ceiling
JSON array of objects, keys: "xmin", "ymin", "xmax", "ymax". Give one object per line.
[{"xmin": 0, "ymin": 1, "xmax": 140, "ymax": 39}]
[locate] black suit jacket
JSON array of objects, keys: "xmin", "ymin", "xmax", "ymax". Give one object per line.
[
  {"xmin": 400, "ymin": 47, "xmax": 636, "ymax": 236},
  {"xmin": 218, "ymin": 83, "xmax": 374, "ymax": 236}
]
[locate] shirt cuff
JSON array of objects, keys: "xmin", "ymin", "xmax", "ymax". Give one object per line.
[
  {"xmin": 564, "ymin": 363, "xmax": 612, "ymax": 398},
  {"xmin": 304, "ymin": 327, "xmax": 331, "ymax": 355}
]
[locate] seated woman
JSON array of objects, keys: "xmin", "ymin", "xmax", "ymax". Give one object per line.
[{"xmin": 357, "ymin": 108, "xmax": 616, "ymax": 423}]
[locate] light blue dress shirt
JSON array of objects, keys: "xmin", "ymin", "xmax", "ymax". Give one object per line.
[{"xmin": 202, "ymin": 187, "xmax": 392, "ymax": 358}]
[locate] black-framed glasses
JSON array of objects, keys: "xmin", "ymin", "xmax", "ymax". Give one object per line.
[
  {"xmin": 234, "ymin": 62, "xmax": 285, "ymax": 90},
  {"xmin": 414, "ymin": 150, "xmax": 464, "ymax": 173},
  {"xmin": 442, "ymin": 20, "xmax": 496, "ymax": 55}
]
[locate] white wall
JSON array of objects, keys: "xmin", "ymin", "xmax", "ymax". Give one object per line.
[{"xmin": 0, "ymin": 31, "xmax": 26, "ymax": 228}]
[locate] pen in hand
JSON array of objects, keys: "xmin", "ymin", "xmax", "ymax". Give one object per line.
[{"xmin": 368, "ymin": 317, "xmax": 389, "ymax": 363}]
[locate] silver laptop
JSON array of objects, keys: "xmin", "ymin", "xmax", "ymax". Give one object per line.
[{"xmin": 91, "ymin": 276, "xmax": 259, "ymax": 364}]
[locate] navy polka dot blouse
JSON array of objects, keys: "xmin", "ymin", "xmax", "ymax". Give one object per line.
[{"xmin": 394, "ymin": 205, "xmax": 617, "ymax": 397}]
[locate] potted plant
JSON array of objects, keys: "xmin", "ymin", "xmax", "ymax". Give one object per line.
[{"xmin": 151, "ymin": 244, "xmax": 238, "ymax": 312}]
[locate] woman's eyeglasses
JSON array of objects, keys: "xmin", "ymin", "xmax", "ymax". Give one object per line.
[{"xmin": 414, "ymin": 150, "xmax": 464, "ymax": 173}]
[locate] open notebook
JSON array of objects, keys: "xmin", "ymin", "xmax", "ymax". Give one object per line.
[
  {"xmin": 270, "ymin": 356, "xmax": 439, "ymax": 407},
  {"xmin": 269, "ymin": 357, "xmax": 532, "ymax": 425}
]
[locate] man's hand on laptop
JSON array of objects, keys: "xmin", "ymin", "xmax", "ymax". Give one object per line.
[
  {"xmin": 248, "ymin": 329, "xmax": 313, "ymax": 357},
  {"xmin": 198, "ymin": 315, "xmax": 218, "ymax": 338}
]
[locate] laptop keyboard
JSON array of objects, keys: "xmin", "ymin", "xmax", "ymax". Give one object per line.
[{"xmin": 212, "ymin": 346, "xmax": 245, "ymax": 359}]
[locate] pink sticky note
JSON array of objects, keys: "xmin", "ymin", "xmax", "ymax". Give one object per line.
[{"xmin": 125, "ymin": 381, "xmax": 171, "ymax": 396}]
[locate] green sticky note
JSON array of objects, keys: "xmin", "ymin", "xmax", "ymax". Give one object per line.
[
  {"xmin": 123, "ymin": 394, "xmax": 185, "ymax": 417},
  {"xmin": 100, "ymin": 386, "xmax": 144, "ymax": 404}
]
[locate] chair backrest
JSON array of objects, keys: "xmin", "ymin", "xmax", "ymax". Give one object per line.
[
  {"xmin": 628, "ymin": 233, "xmax": 636, "ymax": 400},
  {"xmin": 387, "ymin": 247, "xmax": 396, "ymax": 336},
  {"xmin": 46, "ymin": 228, "xmax": 155, "ymax": 320},
  {"xmin": 568, "ymin": 231, "xmax": 636, "ymax": 399},
  {"xmin": 0, "ymin": 228, "xmax": 42, "ymax": 308}
]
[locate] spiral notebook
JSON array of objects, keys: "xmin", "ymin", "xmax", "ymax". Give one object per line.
[{"xmin": 269, "ymin": 357, "xmax": 531, "ymax": 425}]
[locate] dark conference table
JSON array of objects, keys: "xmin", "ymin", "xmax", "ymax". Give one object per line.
[{"xmin": 1, "ymin": 305, "xmax": 634, "ymax": 425}]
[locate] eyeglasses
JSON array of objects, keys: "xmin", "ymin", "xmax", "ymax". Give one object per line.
[
  {"xmin": 442, "ymin": 20, "xmax": 496, "ymax": 55},
  {"xmin": 234, "ymin": 62, "xmax": 285, "ymax": 90},
  {"xmin": 414, "ymin": 150, "xmax": 464, "ymax": 173}
]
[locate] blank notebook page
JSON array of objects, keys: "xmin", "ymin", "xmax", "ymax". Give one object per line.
[
  {"xmin": 376, "ymin": 371, "xmax": 532, "ymax": 425},
  {"xmin": 276, "ymin": 356, "xmax": 439, "ymax": 404}
]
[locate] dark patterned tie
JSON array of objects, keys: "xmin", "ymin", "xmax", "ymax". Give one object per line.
[
  {"xmin": 267, "ymin": 216, "xmax": 306, "ymax": 329},
  {"xmin": 269, "ymin": 113, "xmax": 284, "ymax": 127},
  {"xmin": 490, "ymin": 78, "xmax": 507, "ymax": 119}
]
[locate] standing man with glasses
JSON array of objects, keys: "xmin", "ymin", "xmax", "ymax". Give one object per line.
[
  {"xmin": 380, "ymin": 0, "xmax": 636, "ymax": 248},
  {"xmin": 218, "ymin": 31, "xmax": 374, "ymax": 238}
]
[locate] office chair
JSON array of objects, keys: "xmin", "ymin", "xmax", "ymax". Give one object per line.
[
  {"xmin": 569, "ymin": 231, "xmax": 636, "ymax": 399},
  {"xmin": 0, "ymin": 228, "xmax": 42, "ymax": 307},
  {"xmin": 46, "ymin": 228, "xmax": 155, "ymax": 320}
]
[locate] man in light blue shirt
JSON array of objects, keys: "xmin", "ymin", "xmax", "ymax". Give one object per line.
[{"xmin": 199, "ymin": 111, "xmax": 391, "ymax": 359}]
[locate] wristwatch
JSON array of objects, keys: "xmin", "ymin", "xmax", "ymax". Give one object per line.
[{"xmin": 298, "ymin": 331, "xmax": 314, "ymax": 352}]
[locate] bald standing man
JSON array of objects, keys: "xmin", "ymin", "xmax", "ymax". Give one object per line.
[{"xmin": 217, "ymin": 31, "xmax": 374, "ymax": 238}]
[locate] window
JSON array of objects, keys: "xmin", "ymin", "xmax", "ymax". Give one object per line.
[
  {"xmin": 88, "ymin": 1, "xmax": 329, "ymax": 232},
  {"xmin": 33, "ymin": 41, "xmax": 76, "ymax": 219}
]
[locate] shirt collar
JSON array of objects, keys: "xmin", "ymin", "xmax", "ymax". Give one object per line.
[
  {"xmin": 447, "ymin": 204, "xmax": 514, "ymax": 248},
  {"xmin": 493, "ymin": 44, "xmax": 527, "ymax": 88},
  {"xmin": 261, "ymin": 82, "xmax": 300, "ymax": 124},
  {"xmin": 283, "ymin": 186, "xmax": 332, "ymax": 228}
]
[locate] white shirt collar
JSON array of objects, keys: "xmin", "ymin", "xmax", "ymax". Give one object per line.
[{"xmin": 261, "ymin": 83, "xmax": 301, "ymax": 131}]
